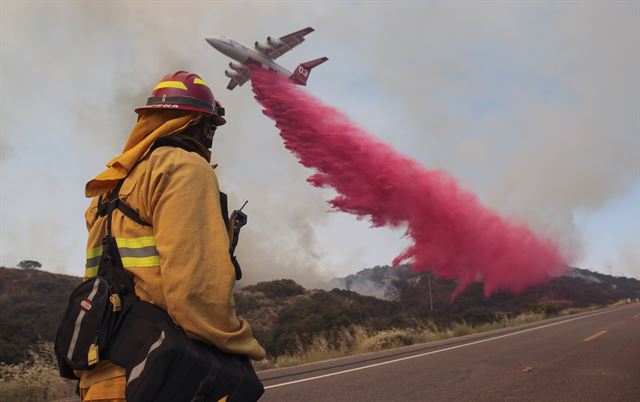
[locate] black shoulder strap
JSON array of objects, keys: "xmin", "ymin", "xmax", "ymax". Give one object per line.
[
  {"xmin": 219, "ymin": 192, "xmax": 230, "ymax": 228},
  {"xmin": 114, "ymin": 200, "xmax": 151, "ymax": 227},
  {"xmin": 150, "ymin": 136, "xmax": 200, "ymax": 155},
  {"xmin": 97, "ymin": 180, "xmax": 151, "ymax": 227},
  {"xmin": 95, "ymin": 150, "xmax": 154, "ymax": 227}
]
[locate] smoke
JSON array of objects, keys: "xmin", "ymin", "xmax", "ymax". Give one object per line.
[
  {"xmin": 328, "ymin": 268, "xmax": 400, "ymax": 300},
  {"xmin": 620, "ymin": 240, "xmax": 640, "ymax": 280},
  {"xmin": 250, "ymin": 66, "xmax": 567, "ymax": 297},
  {"xmin": 336, "ymin": 2, "xmax": 640, "ymax": 263},
  {"xmin": 0, "ymin": 2, "xmax": 337, "ymax": 284},
  {"xmin": 330, "ymin": 277, "xmax": 395, "ymax": 300},
  {"xmin": 1, "ymin": 2, "xmax": 637, "ymax": 286},
  {"xmin": 609, "ymin": 237, "xmax": 640, "ymax": 279},
  {"xmin": 230, "ymin": 188, "xmax": 334, "ymax": 288}
]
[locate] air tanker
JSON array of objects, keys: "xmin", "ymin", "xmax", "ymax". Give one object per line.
[{"xmin": 205, "ymin": 27, "xmax": 328, "ymax": 90}]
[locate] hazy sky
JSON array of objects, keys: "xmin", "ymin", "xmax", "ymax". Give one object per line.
[{"xmin": 1, "ymin": 1, "xmax": 638, "ymax": 285}]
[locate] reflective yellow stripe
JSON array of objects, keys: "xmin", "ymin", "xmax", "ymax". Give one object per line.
[
  {"xmin": 115, "ymin": 236, "xmax": 156, "ymax": 248},
  {"xmin": 85, "ymin": 266, "xmax": 98, "ymax": 278},
  {"xmin": 85, "ymin": 237, "xmax": 159, "ymax": 272},
  {"xmin": 153, "ymin": 81, "xmax": 188, "ymax": 91},
  {"xmin": 121, "ymin": 256, "xmax": 160, "ymax": 268},
  {"xmin": 86, "ymin": 246, "xmax": 102, "ymax": 276},
  {"xmin": 86, "ymin": 246, "xmax": 103, "ymax": 259},
  {"xmin": 193, "ymin": 78, "xmax": 209, "ymax": 86}
]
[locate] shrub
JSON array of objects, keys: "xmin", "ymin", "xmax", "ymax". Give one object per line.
[
  {"xmin": 360, "ymin": 328, "xmax": 417, "ymax": 351},
  {"xmin": 242, "ymin": 279, "xmax": 306, "ymax": 299},
  {"xmin": 0, "ymin": 342, "xmax": 75, "ymax": 402},
  {"xmin": 531, "ymin": 299, "xmax": 572, "ymax": 316},
  {"xmin": 450, "ymin": 322, "xmax": 473, "ymax": 337},
  {"xmin": 459, "ymin": 307, "xmax": 496, "ymax": 326},
  {"xmin": 17, "ymin": 260, "xmax": 42, "ymax": 271}
]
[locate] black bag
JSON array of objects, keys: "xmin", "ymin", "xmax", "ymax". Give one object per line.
[
  {"xmin": 53, "ymin": 275, "xmax": 117, "ymax": 375},
  {"xmin": 55, "ymin": 185, "xmax": 137, "ymax": 377},
  {"xmin": 109, "ymin": 300, "xmax": 263, "ymax": 401},
  {"xmin": 55, "ymin": 173, "xmax": 263, "ymax": 401}
]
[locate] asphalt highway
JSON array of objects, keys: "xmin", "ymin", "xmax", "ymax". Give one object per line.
[{"xmin": 258, "ymin": 304, "xmax": 640, "ymax": 402}]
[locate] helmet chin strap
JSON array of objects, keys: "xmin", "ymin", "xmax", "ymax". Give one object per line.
[{"xmin": 204, "ymin": 120, "xmax": 217, "ymax": 149}]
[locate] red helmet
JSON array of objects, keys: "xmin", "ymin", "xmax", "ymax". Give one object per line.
[{"xmin": 135, "ymin": 71, "xmax": 226, "ymax": 125}]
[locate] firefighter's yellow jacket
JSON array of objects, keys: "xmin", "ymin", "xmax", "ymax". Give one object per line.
[{"xmin": 79, "ymin": 143, "xmax": 266, "ymax": 390}]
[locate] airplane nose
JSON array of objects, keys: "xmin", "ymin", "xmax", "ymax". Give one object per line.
[
  {"xmin": 206, "ymin": 36, "xmax": 243, "ymax": 62},
  {"xmin": 205, "ymin": 37, "xmax": 223, "ymax": 50}
]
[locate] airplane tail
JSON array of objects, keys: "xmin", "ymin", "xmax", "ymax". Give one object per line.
[{"xmin": 290, "ymin": 57, "xmax": 329, "ymax": 86}]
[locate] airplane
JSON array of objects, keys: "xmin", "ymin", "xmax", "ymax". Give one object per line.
[{"xmin": 205, "ymin": 27, "xmax": 328, "ymax": 90}]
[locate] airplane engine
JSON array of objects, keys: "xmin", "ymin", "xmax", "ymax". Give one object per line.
[
  {"xmin": 267, "ymin": 36, "xmax": 284, "ymax": 47},
  {"xmin": 254, "ymin": 41, "xmax": 273, "ymax": 53},
  {"xmin": 225, "ymin": 69, "xmax": 241, "ymax": 79},
  {"xmin": 229, "ymin": 61, "xmax": 246, "ymax": 71}
]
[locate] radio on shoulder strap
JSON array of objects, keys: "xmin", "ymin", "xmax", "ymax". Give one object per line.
[{"xmin": 227, "ymin": 200, "xmax": 248, "ymax": 280}]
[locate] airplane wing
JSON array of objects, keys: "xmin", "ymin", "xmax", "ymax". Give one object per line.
[
  {"xmin": 227, "ymin": 75, "xmax": 247, "ymax": 90},
  {"xmin": 226, "ymin": 79, "xmax": 238, "ymax": 91},
  {"xmin": 259, "ymin": 27, "xmax": 314, "ymax": 60},
  {"xmin": 225, "ymin": 62, "xmax": 253, "ymax": 91}
]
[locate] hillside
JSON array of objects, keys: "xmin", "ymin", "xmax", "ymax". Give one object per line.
[
  {"xmin": 330, "ymin": 265, "xmax": 640, "ymax": 326},
  {"xmin": 235, "ymin": 279, "xmax": 416, "ymax": 357},
  {"xmin": 0, "ymin": 268, "xmax": 81, "ymax": 364},
  {"xmin": 1, "ymin": 266, "xmax": 638, "ymax": 364}
]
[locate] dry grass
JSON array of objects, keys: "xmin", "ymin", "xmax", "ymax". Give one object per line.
[
  {"xmin": 611, "ymin": 298, "xmax": 638, "ymax": 307},
  {"xmin": 0, "ymin": 342, "xmax": 76, "ymax": 402},
  {"xmin": 259, "ymin": 307, "xmax": 600, "ymax": 369}
]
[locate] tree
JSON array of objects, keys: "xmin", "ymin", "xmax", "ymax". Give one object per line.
[{"xmin": 18, "ymin": 260, "xmax": 41, "ymax": 271}]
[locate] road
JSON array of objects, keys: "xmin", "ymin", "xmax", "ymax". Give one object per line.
[{"xmin": 258, "ymin": 304, "xmax": 640, "ymax": 402}]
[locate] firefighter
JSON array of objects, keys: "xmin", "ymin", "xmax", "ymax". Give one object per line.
[{"xmin": 79, "ymin": 71, "xmax": 266, "ymax": 401}]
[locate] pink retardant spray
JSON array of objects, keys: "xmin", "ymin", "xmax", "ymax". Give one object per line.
[{"xmin": 250, "ymin": 66, "xmax": 567, "ymax": 299}]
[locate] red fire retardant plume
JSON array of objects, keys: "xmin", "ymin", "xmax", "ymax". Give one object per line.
[{"xmin": 250, "ymin": 66, "xmax": 567, "ymax": 298}]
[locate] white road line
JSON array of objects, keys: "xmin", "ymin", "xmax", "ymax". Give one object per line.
[{"xmin": 264, "ymin": 305, "xmax": 637, "ymax": 390}]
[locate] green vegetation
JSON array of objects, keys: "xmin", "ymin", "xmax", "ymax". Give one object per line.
[
  {"xmin": 3, "ymin": 265, "xmax": 639, "ymax": 366},
  {"xmin": 241, "ymin": 278, "xmax": 306, "ymax": 299},
  {"xmin": 1, "ymin": 264, "xmax": 638, "ymax": 399},
  {"xmin": 242, "ymin": 265, "xmax": 640, "ymax": 361},
  {"xmin": 259, "ymin": 289, "xmax": 415, "ymax": 356},
  {"xmin": 17, "ymin": 260, "xmax": 42, "ymax": 271},
  {"xmin": 530, "ymin": 298, "xmax": 573, "ymax": 316}
]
